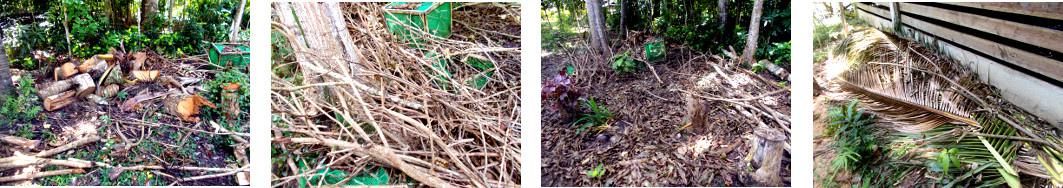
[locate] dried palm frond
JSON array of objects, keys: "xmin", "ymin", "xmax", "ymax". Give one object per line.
[
  {"xmin": 834, "ymin": 27, "xmax": 979, "ymax": 133},
  {"xmin": 831, "ymin": 27, "xmax": 1063, "ymax": 187}
]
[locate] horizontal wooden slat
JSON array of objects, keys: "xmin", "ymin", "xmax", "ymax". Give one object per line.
[
  {"xmin": 898, "ymin": 13, "xmax": 1063, "ymax": 83},
  {"xmin": 854, "ymin": 4, "xmax": 892, "ymax": 29},
  {"xmin": 899, "ymin": 3, "xmax": 1063, "ymax": 54},
  {"xmin": 942, "ymin": 2, "xmax": 1063, "ymax": 20},
  {"xmin": 854, "ymin": 3, "xmax": 890, "ymax": 21}
]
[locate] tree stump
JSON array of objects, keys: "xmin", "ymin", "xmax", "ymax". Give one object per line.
[
  {"xmin": 72, "ymin": 74, "xmax": 96, "ymax": 100},
  {"xmin": 751, "ymin": 124, "xmax": 786, "ymax": 186},
  {"xmin": 164, "ymin": 94, "xmax": 217, "ymax": 122}
]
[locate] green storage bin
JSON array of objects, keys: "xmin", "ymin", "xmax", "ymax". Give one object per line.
[
  {"xmin": 208, "ymin": 43, "xmax": 250, "ymax": 69},
  {"xmin": 384, "ymin": 2, "xmax": 453, "ymax": 45},
  {"xmin": 645, "ymin": 38, "xmax": 666, "ymax": 62}
]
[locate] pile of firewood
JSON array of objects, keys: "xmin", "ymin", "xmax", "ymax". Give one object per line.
[{"xmin": 36, "ymin": 50, "xmax": 218, "ymax": 122}]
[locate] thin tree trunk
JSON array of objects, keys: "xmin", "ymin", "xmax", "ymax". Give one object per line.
[
  {"xmin": 141, "ymin": 0, "xmax": 158, "ymax": 29},
  {"xmin": 63, "ymin": 4, "xmax": 71, "ymax": 57},
  {"xmin": 717, "ymin": 0, "xmax": 730, "ymax": 40},
  {"xmin": 619, "ymin": 0, "xmax": 627, "ymax": 38},
  {"xmin": 838, "ymin": 2, "xmax": 848, "ymax": 34},
  {"xmin": 0, "ymin": 28, "xmax": 14, "ymax": 97},
  {"xmin": 585, "ymin": 0, "xmax": 610, "ymax": 55},
  {"xmin": 229, "ymin": 0, "xmax": 247, "ymax": 42},
  {"xmin": 740, "ymin": 0, "xmax": 764, "ymax": 64}
]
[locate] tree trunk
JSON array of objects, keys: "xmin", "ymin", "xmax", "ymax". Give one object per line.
[
  {"xmin": 838, "ymin": 2, "xmax": 848, "ymax": 34},
  {"xmin": 0, "ymin": 28, "xmax": 13, "ymax": 98},
  {"xmin": 740, "ymin": 0, "xmax": 764, "ymax": 64},
  {"xmin": 141, "ymin": 0, "xmax": 158, "ymax": 29},
  {"xmin": 229, "ymin": 0, "xmax": 247, "ymax": 42},
  {"xmin": 717, "ymin": 0, "xmax": 730, "ymax": 41},
  {"xmin": 585, "ymin": 0, "xmax": 610, "ymax": 55},
  {"xmin": 619, "ymin": 0, "xmax": 627, "ymax": 38}
]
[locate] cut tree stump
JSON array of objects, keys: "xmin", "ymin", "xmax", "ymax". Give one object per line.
[
  {"xmin": 222, "ymin": 83, "xmax": 241, "ymax": 119},
  {"xmin": 132, "ymin": 70, "xmax": 159, "ymax": 82},
  {"xmin": 73, "ymin": 74, "xmax": 96, "ymax": 99},
  {"xmin": 44, "ymin": 90, "xmax": 76, "ymax": 111},
  {"xmin": 751, "ymin": 124, "xmax": 786, "ymax": 186},
  {"xmin": 164, "ymin": 94, "xmax": 217, "ymax": 122}
]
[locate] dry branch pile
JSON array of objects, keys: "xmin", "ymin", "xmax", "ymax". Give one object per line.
[{"xmin": 271, "ymin": 2, "xmax": 520, "ymax": 187}]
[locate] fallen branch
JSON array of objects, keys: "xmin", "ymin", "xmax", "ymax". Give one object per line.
[
  {"xmin": 176, "ymin": 165, "xmax": 249, "ymax": 182},
  {"xmin": 35, "ymin": 134, "xmax": 99, "ymax": 158},
  {"xmin": 0, "ymin": 135, "xmax": 38, "ymax": 148},
  {"xmin": 0, "ymin": 169, "xmax": 85, "ymax": 183},
  {"xmin": 275, "ymin": 137, "xmax": 457, "ymax": 188}
]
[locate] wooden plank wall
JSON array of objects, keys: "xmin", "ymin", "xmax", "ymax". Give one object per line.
[{"xmin": 852, "ymin": 2, "xmax": 1063, "ymax": 127}]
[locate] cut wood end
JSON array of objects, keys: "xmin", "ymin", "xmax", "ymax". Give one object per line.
[{"xmin": 61, "ymin": 63, "xmax": 78, "ymax": 78}]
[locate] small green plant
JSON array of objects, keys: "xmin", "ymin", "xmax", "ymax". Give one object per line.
[
  {"xmin": 826, "ymin": 99, "xmax": 883, "ymax": 185},
  {"xmin": 201, "ymin": 69, "xmax": 250, "ymax": 124},
  {"xmin": 1, "ymin": 77, "xmax": 44, "ymax": 124},
  {"xmin": 587, "ymin": 163, "xmax": 605, "ymax": 178},
  {"xmin": 116, "ymin": 91, "xmax": 129, "ymax": 101},
  {"xmin": 610, "ymin": 51, "xmax": 642, "ymax": 73},
  {"xmin": 573, "ymin": 97, "xmax": 613, "ymax": 134}
]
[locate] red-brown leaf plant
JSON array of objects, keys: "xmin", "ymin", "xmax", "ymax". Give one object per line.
[{"xmin": 542, "ymin": 71, "xmax": 582, "ymax": 111}]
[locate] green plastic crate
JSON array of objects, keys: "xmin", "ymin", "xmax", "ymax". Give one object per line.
[
  {"xmin": 384, "ymin": 2, "xmax": 453, "ymax": 45},
  {"xmin": 645, "ymin": 38, "xmax": 666, "ymax": 62},
  {"xmin": 208, "ymin": 43, "xmax": 250, "ymax": 69}
]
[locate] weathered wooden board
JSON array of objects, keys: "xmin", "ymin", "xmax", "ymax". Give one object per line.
[
  {"xmin": 899, "ymin": 3, "xmax": 1063, "ymax": 56},
  {"xmin": 898, "ymin": 13, "xmax": 1063, "ymax": 83},
  {"xmin": 943, "ymin": 2, "xmax": 1063, "ymax": 20}
]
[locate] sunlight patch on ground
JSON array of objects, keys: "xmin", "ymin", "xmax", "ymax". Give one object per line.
[{"xmin": 678, "ymin": 135, "xmax": 718, "ymax": 158}]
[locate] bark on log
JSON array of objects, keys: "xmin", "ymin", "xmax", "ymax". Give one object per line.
[
  {"xmin": 164, "ymin": 94, "xmax": 217, "ymax": 122},
  {"xmin": 751, "ymin": 124, "xmax": 786, "ymax": 186},
  {"xmin": 72, "ymin": 73, "xmax": 96, "ymax": 99},
  {"xmin": 99, "ymin": 65, "xmax": 124, "ymax": 86},
  {"xmin": 44, "ymin": 90, "xmax": 76, "ymax": 111},
  {"xmin": 37, "ymin": 79, "xmax": 75, "ymax": 98}
]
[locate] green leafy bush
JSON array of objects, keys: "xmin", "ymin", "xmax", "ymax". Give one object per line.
[
  {"xmin": 1, "ymin": 77, "xmax": 44, "ymax": 124},
  {"xmin": 200, "ymin": 69, "xmax": 250, "ymax": 126},
  {"xmin": 826, "ymin": 99, "xmax": 884, "ymax": 186},
  {"xmin": 610, "ymin": 51, "xmax": 642, "ymax": 73}
]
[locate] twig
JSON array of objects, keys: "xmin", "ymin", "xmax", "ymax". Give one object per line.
[
  {"xmin": 35, "ymin": 134, "xmax": 99, "ymax": 158},
  {"xmin": 276, "ymin": 137, "xmax": 457, "ymax": 188}
]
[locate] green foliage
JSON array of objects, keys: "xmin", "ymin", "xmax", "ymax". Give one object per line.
[
  {"xmin": 299, "ymin": 168, "xmax": 389, "ymax": 187},
  {"xmin": 757, "ymin": 41, "xmax": 791, "ymax": 66},
  {"xmin": 200, "ymin": 69, "xmax": 250, "ymax": 125},
  {"xmin": 813, "ymin": 20, "xmax": 844, "ymax": 49},
  {"xmin": 573, "ymin": 97, "xmax": 613, "ymax": 134},
  {"xmin": 587, "ymin": 163, "xmax": 605, "ymax": 178},
  {"xmin": 4, "ymin": 0, "xmax": 250, "ymax": 61},
  {"xmin": 610, "ymin": 51, "xmax": 642, "ymax": 73},
  {"xmin": 1, "ymin": 77, "xmax": 43, "ymax": 124},
  {"xmin": 826, "ymin": 99, "xmax": 884, "ymax": 185}
]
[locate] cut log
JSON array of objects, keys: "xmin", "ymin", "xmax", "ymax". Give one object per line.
[
  {"xmin": 55, "ymin": 62, "xmax": 78, "ymax": 80},
  {"xmin": 758, "ymin": 59, "xmax": 790, "ymax": 81},
  {"xmin": 98, "ymin": 65, "xmax": 124, "ymax": 86},
  {"xmin": 37, "ymin": 79, "xmax": 75, "ymax": 98},
  {"xmin": 164, "ymin": 94, "xmax": 217, "ymax": 122},
  {"xmin": 44, "ymin": 90, "xmax": 76, "ymax": 111},
  {"xmin": 132, "ymin": 70, "xmax": 159, "ymax": 82},
  {"xmin": 96, "ymin": 84, "xmax": 119, "ymax": 98},
  {"xmin": 73, "ymin": 73, "xmax": 96, "ymax": 99}
]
